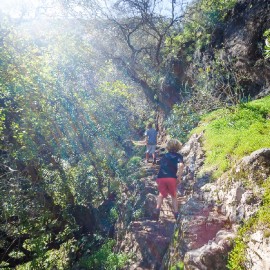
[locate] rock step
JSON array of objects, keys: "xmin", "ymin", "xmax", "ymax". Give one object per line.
[{"xmin": 119, "ymin": 196, "xmax": 188, "ymax": 270}]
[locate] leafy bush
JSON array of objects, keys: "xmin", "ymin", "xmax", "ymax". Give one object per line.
[
  {"xmin": 17, "ymin": 239, "xmax": 77, "ymax": 270},
  {"xmin": 165, "ymin": 0, "xmax": 237, "ymax": 58},
  {"xmin": 127, "ymin": 156, "xmax": 142, "ymax": 170},
  {"xmin": 109, "ymin": 207, "xmax": 119, "ymax": 222},
  {"xmin": 165, "ymin": 102, "xmax": 201, "ymax": 143},
  {"xmin": 227, "ymin": 220, "xmax": 251, "ymax": 270},
  {"xmin": 78, "ymin": 240, "xmax": 129, "ymax": 270},
  {"xmin": 194, "ymin": 50, "xmax": 247, "ymax": 105},
  {"xmin": 170, "ymin": 261, "xmax": 184, "ymax": 270}
]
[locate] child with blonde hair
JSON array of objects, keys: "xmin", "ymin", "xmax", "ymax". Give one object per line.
[{"xmin": 153, "ymin": 139, "xmax": 184, "ymax": 220}]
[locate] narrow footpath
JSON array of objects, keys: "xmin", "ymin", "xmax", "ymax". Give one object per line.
[{"xmin": 116, "ymin": 147, "xmax": 188, "ymax": 270}]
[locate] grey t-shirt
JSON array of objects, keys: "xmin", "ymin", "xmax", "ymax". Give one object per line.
[{"xmin": 145, "ymin": 128, "xmax": 157, "ymax": 145}]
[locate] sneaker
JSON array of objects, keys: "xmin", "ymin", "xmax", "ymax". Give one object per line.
[
  {"xmin": 152, "ymin": 208, "xmax": 160, "ymax": 221},
  {"xmin": 152, "ymin": 158, "xmax": 156, "ymax": 165}
]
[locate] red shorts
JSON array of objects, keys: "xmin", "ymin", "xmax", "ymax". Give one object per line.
[{"xmin": 156, "ymin": 177, "xmax": 177, "ymax": 198}]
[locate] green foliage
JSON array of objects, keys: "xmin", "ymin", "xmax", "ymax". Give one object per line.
[
  {"xmin": 109, "ymin": 207, "xmax": 119, "ymax": 222},
  {"xmin": 263, "ymin": 29, "xmax": 270, "ymax": 59},
  {"xmin": 132, "ymin": 208, "xmax": 143, "ymax": 219},
  {"xmin": 127, "ymin": 156, "xmax": 141, "ymax": 171},
  {"xmin": 227, "ymin": 224, "xmax": 250, "ymax": 269},
  {"xmin": 18, "ymin": 239, "xmax": 77, "ymax": 270},
  {"xmin": 78, "ymin": 240, "xmax": 129, "ymax": 270},
  {"xmin": 170, "ymin": 261, "xmax": 184, "ymax": 270},
  {"xmin": 193, "ymin": 97, "xmax": 270, "ymax": 269},
  {"xmin": 165, "ymin": 0, "xmax": 237, "ymax": 58},
  {"xmin": 0, "ymin": 14, "xmax": 148, "ymax": 269},
  {"xmin": 0, "ymin": 0, "xmax": 260, "ymax": 268},
  {"xmin": 193, "ymin": 95, "xmax": 270, "ymax": 177},
  {"xmin": 195, "ymin": 50, "xmax": 247, "ymax": 106},
  {"xmin": 257, "ymin": 178, "xmax": 270, "ymax": 227},
  {"xmin": 165, "ymin": 102, "xmax": 201, "ymax": 143},
  {"xmin": 164, "ymin": 0, "xmax": 243, "ymax": 109},
  {"xmin": 0, "ymin": 108, "xmax": 5, "ymax": 138}
]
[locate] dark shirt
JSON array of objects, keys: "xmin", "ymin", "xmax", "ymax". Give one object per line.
[{"xmin": 157, "ymin": 152, "xmax": 184, "ymax": 179}]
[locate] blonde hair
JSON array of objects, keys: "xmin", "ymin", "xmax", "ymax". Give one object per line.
[{"xmin": 166, "ymin": 139, "xmax": 182, "ymax": 153}]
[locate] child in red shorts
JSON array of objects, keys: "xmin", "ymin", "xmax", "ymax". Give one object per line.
[{"xmin": 153, "ymin": 139, "xmax": 184, "ymax": 220}]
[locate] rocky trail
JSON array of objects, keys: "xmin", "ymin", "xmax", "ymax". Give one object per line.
[
  {"xmin": 115, "ymin": 144, "xmax": 189, "ymax": 270},
  {"xmin": 116, "ymin": 134, "xmax": 270, "ymax": 270}
]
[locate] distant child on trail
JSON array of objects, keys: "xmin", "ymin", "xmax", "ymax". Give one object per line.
[
  {"xmin": 153, "ymin": 139, "xmax": 184, "ymax": 221},
  {"xmin": 144, "ymin": 123, "xmax": 158, "ymax": 164}
]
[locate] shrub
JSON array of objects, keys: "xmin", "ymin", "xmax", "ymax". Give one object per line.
[
  {"xmin": 170, "ymin": 261, "xmax": 184, "ymax": 270},
  {"xmin": 17, "ymin": 239, "xmax": 77, "ymax": 270},
  {"xmin": 164, "ymin": 0, "xmax": 237, "ymax": 58},
  {"xmin": 78, "ymin": 240, "xmax": 129, "ymax": 270},
  {"xmin": 165, "ymin": 102, "xmax": 201, "ymax": 143},
  {"xmin": 127, "ymin": 156, "xmax": 141, "ymax": 170}
]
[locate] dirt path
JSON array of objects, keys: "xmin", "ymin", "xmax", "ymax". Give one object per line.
[{"xmin": 118, "ymin": 159, "xmax": 187, "ymax": 270}]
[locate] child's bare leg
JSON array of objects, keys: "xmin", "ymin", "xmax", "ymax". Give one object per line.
[{"xmin": 156, "ymin": 193, "xmax": 164, "ymax": 209}]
